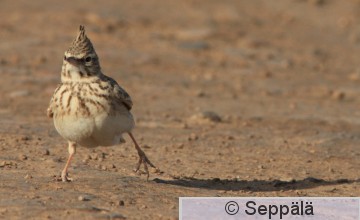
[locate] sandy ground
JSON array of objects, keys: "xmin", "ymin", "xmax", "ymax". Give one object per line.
[{"xmin": 0, "ymin": 0, "xmax": 359, "ymax": 219}]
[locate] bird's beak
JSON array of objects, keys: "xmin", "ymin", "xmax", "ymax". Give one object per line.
[{"xmin": 65, "ymin": 57, "xmax": 81, "ymax": 67}]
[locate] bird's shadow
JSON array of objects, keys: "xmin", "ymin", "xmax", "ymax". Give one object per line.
[{"xmin": 153, "ymin": 176, "xmax": 360, "ymax": 192}]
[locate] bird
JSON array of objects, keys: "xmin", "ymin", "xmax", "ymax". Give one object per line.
[{"xmin": 47, "ymin": 25, "xmax": 157, "ymax": 182}]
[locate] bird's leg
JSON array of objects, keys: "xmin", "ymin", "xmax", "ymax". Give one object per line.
[
  {"xmin": 128, "ymin": 132, "xmax": 157, "ymax": 180},
  {"xmin": 61, "ymin": 141, "xmax": 76, "ymax": 182}
]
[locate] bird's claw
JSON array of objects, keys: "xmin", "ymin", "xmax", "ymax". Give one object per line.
[
  {"xmin": 134, "ymin": 150, "xmax": 157, "ymax": 180},
  {"xmin": 61, "ymin": 171, "xmax": 73, "ymax": 182}
]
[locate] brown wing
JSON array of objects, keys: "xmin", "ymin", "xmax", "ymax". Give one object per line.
[
  {"xmin": 114, "ymin": 83, "xmax": 133, "ymax": 110},
  {"xmin": 102, "ymin": 75, "xmax": 133, "ymax": 110}
]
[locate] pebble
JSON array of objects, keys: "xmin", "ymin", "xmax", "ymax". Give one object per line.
[
  {"xmin": 143, "ymin": 144, "xmax": 151, "ymax": 149},
  {"xmin": 226, "ymin": 135, "xmax": 234, "ymax": 140},
  {"xmin": 19, "ymin": 154, "xmax": 28, "ymax": 161},
  {"xmin": 117, "ymin": 200, "xmax": 125, "ymax": 206},
  {"xmin": 24, "ymin": 174, "xmax": 32, "ymax": 179},
  {"xmin": 78, "ymin": 195, "xmax": 90, "ymax": 201},
  {"xmin": 42, "ymin": 149, "xmax": 50, "ymax": 156},
  {"xmin": 189, "ymin": 111, "xmax": 222, "ymax": 123},
  {"xmin": 181, "ymin": 123, "xmax": 189, "ymax": 129},
  {"xmin": 331, "ymin": 90, "xmax": 345, "ymax": 100},
  {"xmin": 258, "ymin": 165, "xmax": 265, "ymax": 169},
  {"xmin": 188, "ymin": 133, "xmax": 198, "ymax": 141},
  {"xmin": 177, "ymin": 143, "xmax": 184, "ymax": 149},
  {"xmin": 21, "ymin": 136, "xmax": 31, "ymax": 141},
  {"xmin": 139, "ymin": 205, "xmax": 147, "ymax": 209},
  {"xmin": 195, "ymin": 90, "xmax": 206, "ymax": 97}
]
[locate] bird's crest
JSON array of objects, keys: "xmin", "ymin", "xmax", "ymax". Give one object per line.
[{"xmin": 66, "ymin": 25, "xmax": 96, "ymax": 57}]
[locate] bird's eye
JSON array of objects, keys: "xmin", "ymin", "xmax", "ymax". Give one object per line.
[{"xmin": 85, "ymin": 57, "xmax": 92, "ymax": 62}]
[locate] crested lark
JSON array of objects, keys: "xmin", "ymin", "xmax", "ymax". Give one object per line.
[{"xmin": 47, "ymin": 25, "xmax": 156, "ymax": 182}]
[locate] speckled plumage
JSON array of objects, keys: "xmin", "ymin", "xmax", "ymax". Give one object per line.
[{"xmin": 47, "ymin": 25, "xmax": 156, "ymax": 182}]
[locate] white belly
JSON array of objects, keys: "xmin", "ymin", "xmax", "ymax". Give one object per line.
[{"xmin": 54, "ymin": 112, "xmax": 134, "ymax": 147}]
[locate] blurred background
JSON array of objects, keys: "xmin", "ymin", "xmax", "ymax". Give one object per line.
[{"xmin": 0, "ymin": 0, "xmax": 359, "ymax": 219}]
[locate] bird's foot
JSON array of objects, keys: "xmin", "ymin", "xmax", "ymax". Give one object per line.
[
  {"xmin": 134, "ymin": 149, "xmax": 158, "ymax": 180},
  {"xmin": 61, "ymin": 171, "xmax": 73, "ymax": 182}
]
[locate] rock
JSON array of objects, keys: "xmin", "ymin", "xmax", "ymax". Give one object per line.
[
  {"xmin": 258, "ymin": 165, "xmax": 265, "ymax": 169},
  {"xmin": 195, "ymin": 90, "xmax": 206, "ymax": 97},
  {"xmin": 117, "ymin": 200, "xmax": 125, "ymax": 206},
  {"xmin": 181, "ymin": 123, "xmax": 189, "ymax": 129},
  {"xmin": 140, "ymin": 204, "xmax": 147, "ymax": 209},
  {"xmin": 78, "ymin": 195, "xmax": 90, "ymax": 201},
  {"xmin": 19, "ymin": 154, "xmax": 28, "ymax": 161},
  {"xmin": 188, "ymin": 133, "xmax": 198, "ymax": 141},
  {"xmin": 0, "ymin": 161, "xmax": 6, "ymax": 167},
  {"xmin": 24, "ymin": 174, "xmax": 32, "ymax": 179},
  {"xmin": 21, "ymin": 136, "xmax": 31, "ymax": 141},
  {"xmin": 189, "ymin": 111, "xmax": 222, "ymax": 123},
  {"xmin": 331, "ymin": 90, "xmax": 345, "ymax": 100},
  {"xmin": 42, "ymin": 149, "xmax": 50, "ymax": 156}
]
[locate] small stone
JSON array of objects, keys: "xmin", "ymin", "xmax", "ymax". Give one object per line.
[
  {"xmin": 331, "ymin": 90, "xmax": 345, "ymax": 100},
  {"xmin": 143, "ymin": 144, "xmax": 151, "ymax": 149},
  {"xmin": 117, "ymin": 200, "xmax": 125, "ymax": 206},
  {"xmin": 140, "ymin": 204, "xmax": 147, "ymax": 209},
  {"xmin": 262, "ymin": 70, "xmax": 272, "ymax": 78},
  {"xmin": 195, "ymin": 90, "xmax": 206, "ymax": 97},
  {"xmin": 189, "ymin": 111, "xmax": 222, "ymax": 123},
  {"xmin": 21, "ymin": 136, "xmax": 31, "ymax": 141},
  {"xmin": 226, "ymin": 136, "xmax": 234, "ymax": 140},
  {"xmin": 78, "ymin": 195, "xmax": 90, "ymax": 201},
  {"xmin": 24, "ymin": 174, "xmax": 32, "ymax": 179},
  {"xmin": 43, "ymin": 149, "xmax": 50, "ymax": 156},
  {"xmin": 19, "ymin": 154, "xmax": 28, "ymax": 161},
  {"xmin": 279, "ymin": 177, "xmax": 295, "ymax": 182},
  {"xmin": 188, "ymin": 133, "xmax": 198, "ymax": 141},
  {"xmin": 182, "ymin": 123, "xmax": 189, "ymax": 129},
  {"xmin": 177, "ymin": 143, "xmax": 184, "ymax": 149},
  {"xmin": 258, "ymin": 165, "xmax": 265, "ymax": 169},
  {"xmin": 0, "ymin": 161, "xmax": 5, "ymax": 167}
]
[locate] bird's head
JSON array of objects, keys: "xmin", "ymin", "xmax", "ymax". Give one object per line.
[{"xmin": 62, "ymin": 25, "xmax": 101, "ymax": 82}]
